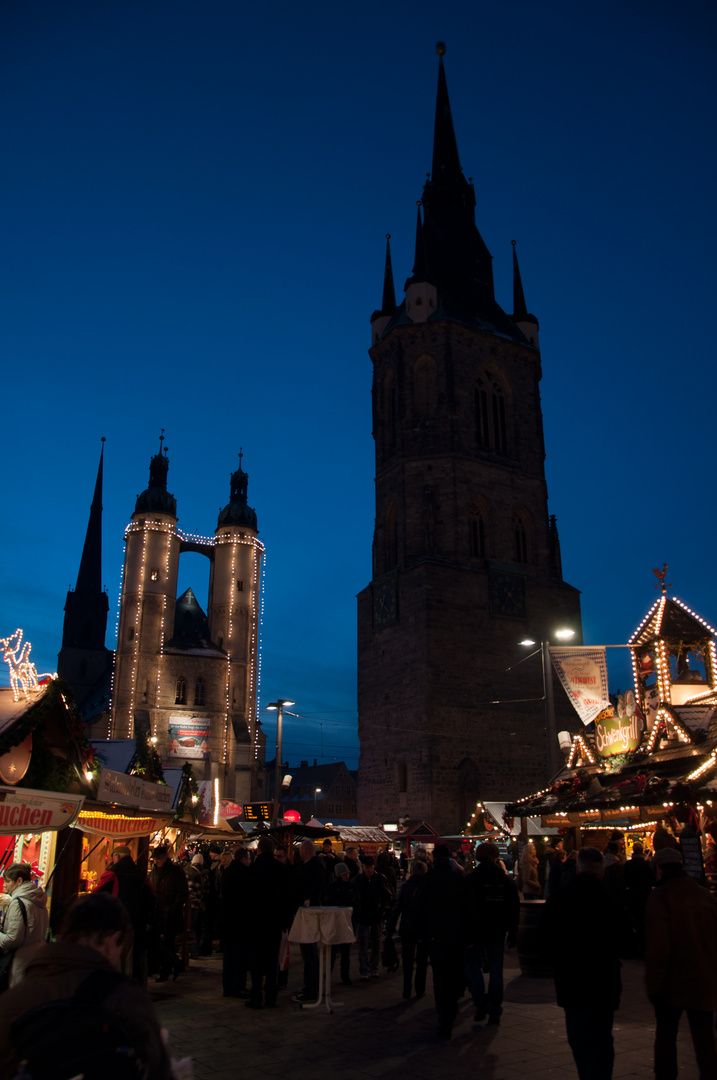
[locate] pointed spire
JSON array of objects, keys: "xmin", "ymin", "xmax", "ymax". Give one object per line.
[
  {"xmin": 381, "ymin": 235, "xmax": 396, "ymax": 313},
  {"xmin": 511, "ymin": 240, "xmax": 528, "ymax": 320},
  {"xmin": 218, "ymin": 448, "xmax": 258, "ymax": 531},
  {"xmin": 410, "ymin": 204, "xmax": 429, "ymax": 283},
  {"xmin": 431, "ymin": 43, "xmax": 462, "ymax": 185},
  {"xmin": 135, "ymin": 432, "xmax": 177, "ymax": 516},
  {"xmin": 75, "ymin": 438, "xmax": 105, "ymax": 596},
  {"xmin": 549, "ymin": 514, "xmax": 563, "ymax": 579}
]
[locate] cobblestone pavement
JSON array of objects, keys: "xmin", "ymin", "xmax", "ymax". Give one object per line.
[{"xmin": 151, "ymin": 946, "xmax": 703, "ymax": 1080}]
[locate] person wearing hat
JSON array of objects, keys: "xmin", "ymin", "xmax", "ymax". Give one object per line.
[
  {"xmin": 95, "ymin": 844, "xmax": 155, "ymax": 986},
  {"xmin": 324, "ymin": 861, "xmax": 355, "ymax": 985},
  {"xmin": 645, "ymin": 846, "xmax": 717, "ymax": 1079}
]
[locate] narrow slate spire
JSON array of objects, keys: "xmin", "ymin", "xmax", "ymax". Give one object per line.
[
  {"xmin": 75, "ymin": 438, "xmax": 105, "ymax": 596},
  {"xmin": 431, "ymin": 42, "xmax": 462, "ymax": 184},
  {"xmin": 381, "ymin": 234, "xmax": 396, "ymax": 313},
  {"xmin": 512, "ymin": 240, "xmax": 528, "ymax": 320},
  {"xmin": 410, "ymin": 203, "xmax": 429, "ymax": 283}
]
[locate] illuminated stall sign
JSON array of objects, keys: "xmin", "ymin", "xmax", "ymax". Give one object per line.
[
  {"xmin": 594, "ymin": 708, "xmax": 642, "ymax": 757},
  {"xmin": 0, "ymin": 785, "xmax": 84, "ymax": 833},
  {"xmin": 76, "ymin": 809, "xmax": 165, "ymax": 838},
  {"xmin": 97, "ymin": 768, "xmax": 174, "ymax": 813},
  {"xmin": 168, "ymin": 718, "xmax": 210, "ymax": 759},
  {"xmin": 243, "ymin": 802, "xmax": 272, "ymax": 822}
]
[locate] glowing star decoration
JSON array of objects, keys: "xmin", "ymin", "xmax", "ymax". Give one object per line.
[{"xmin": 1, "ymin": 629, "xmax": 55, "ymax": 701}]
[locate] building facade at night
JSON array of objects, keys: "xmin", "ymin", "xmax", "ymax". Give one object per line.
[
  {"xmin": 107, "ymin": 440, "xmax": 265, "ymax": 803},
  {"xmin": 357, "ymin": 47, "xmax": 583, "ymax": 834}
]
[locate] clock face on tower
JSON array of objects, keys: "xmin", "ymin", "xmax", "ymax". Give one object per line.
[
  {"xmin": 489, "ymin": 571, "xmax": 526, "ymax": 619},
  {"xmin": 373, "ymin": 577, "xmax": 398, "ymax": 628}
]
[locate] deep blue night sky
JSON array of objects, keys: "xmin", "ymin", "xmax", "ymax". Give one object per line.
[{"xmin": 2, "ymin": 2, "xmax": 716, "ymax": 768}]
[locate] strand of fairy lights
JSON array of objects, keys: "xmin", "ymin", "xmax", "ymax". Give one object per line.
[
  {"xmin": 127, "ymin": 525, "xmax": 148, "ymax": 738},
  {"xmin": 222, "ymin": 534, "xmax": 237, "ymax": 765},
  {"xmin": 154, "ymin": 522, "xmax": 173, "ymax": 738},
  {"xmin": 108, "ymin": 559, "xmax": 125, "ymax": 731},
  {"xmin": 248, "ymin": 539, "xmax": 262, "ymax": 762},
  {"xmin": 255, "ymin": 547, "xmax": 266, "ymax": 761}
]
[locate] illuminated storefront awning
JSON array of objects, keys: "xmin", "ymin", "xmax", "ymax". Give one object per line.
[{"xmin": 74, "ymin": 807, "xmax": 173, "ymax": 838}]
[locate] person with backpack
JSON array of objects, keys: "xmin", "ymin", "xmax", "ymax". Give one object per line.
[
  {"xmin": 0, "ymin": 891, "xmax": 173, "ymax": 1080},
  {"xmin": 0, "ymin": 863, "xmax": 49, "ymax": 988}
]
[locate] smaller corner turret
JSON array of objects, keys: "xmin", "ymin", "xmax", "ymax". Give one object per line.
[
  {"xmin": 135, "ymin": 430, "xmax": 177, "ymax": 517},
  {"xmin": 217, "ymin": 449, "xmax": 258, "ymax": 532}
]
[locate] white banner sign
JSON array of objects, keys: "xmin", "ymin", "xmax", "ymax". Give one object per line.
[
  {"xmin": 97, "ymin": 768, "xmax": 174, "ymax": 813},
  {"xmin": 550, "ymin": 646, "xmax": 611, "ymax": 727},
  {"xmin": 0, "ymin": 785, "xmax": 84, "ymax": 834}
]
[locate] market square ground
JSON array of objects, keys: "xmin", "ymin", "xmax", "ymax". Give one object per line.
[{"xmin": 151, "ymin": 945, "xmax": 703, "ymax": 1079}]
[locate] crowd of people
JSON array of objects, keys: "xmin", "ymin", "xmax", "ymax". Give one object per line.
[{"xmin": 0, "ymin": 831, "xmax": 716, "ymax": 1079}]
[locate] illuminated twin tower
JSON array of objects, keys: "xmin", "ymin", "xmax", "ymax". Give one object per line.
[{"xmin": 110, "ymin": 439, "xmax": 265, "ymax": 802}]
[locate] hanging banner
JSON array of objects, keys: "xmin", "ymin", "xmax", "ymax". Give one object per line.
[
  {"xmin": 96, "ymin": 768, "xmax": 174, "ymax": 813},
  {"xmin": 0, "ymin": 785, "xmax": 84, "ymax": 834},
  {"xmin": 550, "ymin": 646, "xmax": 611, "ymax": 727},
  {"xmin": 74, "ymin": 809, "xmax": 166, "ymax": 838},
  {"xmin": 168, "ymin": 718, "xmax": 210, "ymax": 759}
]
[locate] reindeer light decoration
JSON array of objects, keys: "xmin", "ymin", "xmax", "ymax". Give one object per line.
[{"xmin": 1, "ymin": 629, "xmax": 55, "ymax": 701}]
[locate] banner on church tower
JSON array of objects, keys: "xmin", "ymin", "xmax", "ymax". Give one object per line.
[{"xmin": 549, "ymin": 646, "xmax": 610, "ymax": 727}]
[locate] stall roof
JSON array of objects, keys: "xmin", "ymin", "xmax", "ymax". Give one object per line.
[{"xmin": 331, "ymin": 826, "xmax": 391, "ymax": 845}]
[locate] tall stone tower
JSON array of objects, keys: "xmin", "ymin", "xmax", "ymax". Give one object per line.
[
  {"xmin": 357, "ymin": 46, "xmax": 583, "ymax": 834},
  {"xmin": 57, "ymin": 439, "xmax": 114, "ymax": 720},
  {"xmin": 111, "ymin": 439, "xmax": 265, "ymax": 802}
]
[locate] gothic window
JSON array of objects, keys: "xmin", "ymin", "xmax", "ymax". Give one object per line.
[
  {"xmin": 175, "ymin": 676, "xmax": 187, "ymax": 705},
  {"xmin": 475, "ymin": 372, "xmax": 508, "ymax": 453},
  {"xmin": 383, "ymin": 503, "xmax": 398, "ymax": 569},
  {"xmin": 397, "ymin": 762, "xmax": 407, "ymax": 792},
  {"xmin": 194, "ymin": 676, "xmax": 205, "ymax": 706},
  {"xmin": 414, "ymin": 354, "xmax": 437, "ymax": 416},
  {"xmin": 236, "ymin": 580, "xmax": 244, "ymax": 592},
  {"xmin": 513, "ymin": 514, "xmax": 529, "ymax": 564},
  {"xmin": 383, "ymin": 370, "xmax": 397, "ymax": 449},
  {"xmin": 150, "ymin": 568, "xmax": 159, "ymax": 581},
  {"xmin": 127, "ymin": 626, "xmax": 135, "ymax": 642}
]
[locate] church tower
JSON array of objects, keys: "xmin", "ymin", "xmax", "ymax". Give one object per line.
[
  {"xmin": 57, "ymin": 439, "xmax": 113, "ymax": 720},
  {"xmin": 110, "ymin": 439, "xmax": 265, "ymax": 802},
  {"xmin": 357, "ymin": 46, "xmax": 583, "ymax": 834}
]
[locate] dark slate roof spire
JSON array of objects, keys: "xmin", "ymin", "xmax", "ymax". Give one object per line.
[
  {"xmin": 432, "ymin": 42, "xmax": 462, "ymax": 185},
  {"xmin": 75, "ymin": 438, "xmax": 105, "ymax": 596},
  {"xmin": 135, "ymin": 430, "xmax": 177, "ymax": 516},
  {"xmin": 409, "ymin": 203, "xmax": 430, "ymax": 285},
  {"xmin": 511, "ymin": 240, "xmax": 528, "ymax": 320},
  {"xmin": 218, "ymin": 448, "xmax": 258, "ymax": 530},
  {"xmin": 381, "ymin": 234, "xmax": 396, "ymax": 313}
]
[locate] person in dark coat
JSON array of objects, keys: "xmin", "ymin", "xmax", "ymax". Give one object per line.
[
  {"xmin": 465, "ymin": 841, "xmax": 520, "ymax": 1024},
  {"xmin": 147, "ymin": 845, "xmax": 188, "ymax": 982},
  {"xmin": 220, "ymin": 846, "xmax": 252, "ymax": 998},
  {"xmin": 540, "ymin": 847, "xmax": 625, "ymax": 1080},
  {"xmin": 416, "ymin": 844, "xmax": 472, "ymax": 1040},
  {"xmin": 324, "ymin": 861, "xmax": 355, "ymax": 985},
  {"xmin": 95, "ymin": 845, "xmax": 155, "ymax": 986},
  {"xmin": 623, "ymin": 841, "xmax": 654, "ymax": 956},
  {"xmin": 385, "ymin": 859, "xmax": 429, "ymax": 1000},
  {"xmin": 645, "ymin": 846, "xmax": 717, "ymax": 1080},
  {"xmin": 245, "ymin": 836, "xmax": 293, "ymax": 1008},
  {"xmin": 352, "ymin": 856, "xmax": 393, "ymax": 979}
]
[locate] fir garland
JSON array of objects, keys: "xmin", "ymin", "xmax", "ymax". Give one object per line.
[
  {"xmin": 133, "ymin": 729, "xmax": 166, "ymax": 785},
  {"xmin": 174, "ymin": 761, "xmax": 199, "ymax": 823}
]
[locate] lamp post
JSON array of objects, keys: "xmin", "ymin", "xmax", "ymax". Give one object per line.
[
  {"xmin": 314, "ymin": 787, "xmax": 322, "ymax": 818},
  {"xmin": 266, "ymin": 699, "xmax": 295, "ymax": 827},
  {"xmin": 520, "ymin": 629, "xmax": 575, "ymax": 782}
]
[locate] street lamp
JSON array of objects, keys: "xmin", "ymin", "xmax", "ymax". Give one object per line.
[
  {"xmin": 266, "ymin": 698, "xmax": 295, "ymax": 827},
  {"xmin": 520, "ymin": 629, "xmax": 575, "ymax": 782},
  {"xmin": 314, "ymin": 787, "xmax": 322, "ymax": 818}
]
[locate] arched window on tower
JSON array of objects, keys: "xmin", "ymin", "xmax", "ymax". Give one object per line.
[
  {"xmin": 175, "ymin": 676, "xmax": 187, "ymax": 705},
  {"xmin": 384, "ymin": 503, "xmax": 398, "ymax": 570},
  {"xmin": 383, "ymin": 370, "xmax": 397, "ymax": 450},
  {"xmin": 413, "ymin": 354, "xmax": 437, "ymax": 416},
  {"xmin": 469, "ymin": 498, "xmax": 487, "ymax": 558},
  {"xmin": 194, "ymin": 676, "xmax": 205, "ymax": 706},
  {"xmin": 513, "ymin": 513, "xmax": 529, "ymax": 564},
  {"xmin": 475, "ymin": 372, "xmax": 508, "ymax": 454}
]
